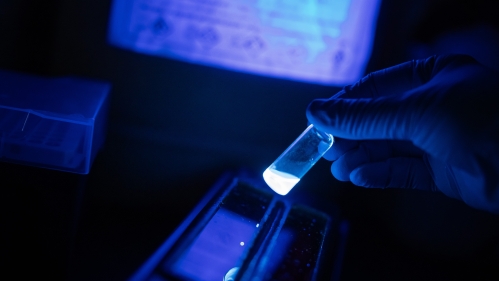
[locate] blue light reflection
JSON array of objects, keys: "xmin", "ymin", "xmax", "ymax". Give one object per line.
[{"xmin": 170, "ymin": 208, "xmax": 258, "ymax": 281}]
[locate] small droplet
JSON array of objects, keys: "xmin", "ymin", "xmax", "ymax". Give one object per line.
[
  {"xmin": 240, "ymin": 242, "xmax": 245, "ymax": 246},
  {"xmin": 256, "ymin": 223, "xmax": 260, "ymax": 228}
]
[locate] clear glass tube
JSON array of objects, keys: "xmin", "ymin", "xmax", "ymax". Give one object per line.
[{"xmin": 263, "ymin": 124, "xmax": 334, "ymax": 195}]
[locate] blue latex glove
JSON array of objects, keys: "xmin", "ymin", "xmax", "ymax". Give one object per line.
[{"xmin": 306, "ymin": 55, "xmax": 499, "ymax": 214}]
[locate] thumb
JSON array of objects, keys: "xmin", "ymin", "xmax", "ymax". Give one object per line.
[
  {"xmin": 350, "ymin": 158, "xmax": 437, "ymax": 191},
  {"xmin": 306, "ymin": 96, "xmax": 417, "ymax": 141}
]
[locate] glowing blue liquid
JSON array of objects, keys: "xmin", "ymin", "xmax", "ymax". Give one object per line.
[
  {"xmin": 224, "ymin": 267, "xmax": 239, "ymax": 281},
  {"xmin": 263, "ymin": 168, "xmax": 300, "ymax": 196},
  {"xmin": 263, "ymin": 124, "xmax": 333, "ymax": 196}
]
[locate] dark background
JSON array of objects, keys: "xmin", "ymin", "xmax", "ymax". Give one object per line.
[{"xmin": 1, "ymin": 0, "xmax": 499, "ymax": 280}]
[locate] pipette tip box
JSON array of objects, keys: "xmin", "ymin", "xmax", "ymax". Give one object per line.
[{"xmin": 0, "ymin": 69, "xmax": 110, "ymax": 174}]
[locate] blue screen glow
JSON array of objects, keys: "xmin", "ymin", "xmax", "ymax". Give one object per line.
[
  {"xmin": 108, "ymin": 0, "xmax": 381, "ymax": 85},
  {"xmin": 169, "ymin": 208, "xmax": 259, "ymax": 281}
]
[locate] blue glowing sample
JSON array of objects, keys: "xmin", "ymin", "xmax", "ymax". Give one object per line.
[
  {"xmin": 263, "ymin": 124, "xmax": 333, "ymax": 195},
  {"xmin": 108, "ymin": 0, "xmax": 381, "ymax": 85}
]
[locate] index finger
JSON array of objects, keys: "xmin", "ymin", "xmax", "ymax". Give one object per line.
[{"xmin": 332, "ymin": 56, "xmax": 436, "ymax": 99}]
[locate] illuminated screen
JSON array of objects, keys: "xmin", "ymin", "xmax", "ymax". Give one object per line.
[{"xmin": 108, "ymin": 0, "xmax": 380, "ymax": 85}]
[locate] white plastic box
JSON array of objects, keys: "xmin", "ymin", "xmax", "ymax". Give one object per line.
[{"xmin": 0, "ymin": 70, "xmax": 110, "ymax": 174}]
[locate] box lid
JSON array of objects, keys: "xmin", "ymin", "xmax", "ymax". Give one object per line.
[{"xmin": 0, "ymin": 69, "xmax": 109, "ymax": 123}]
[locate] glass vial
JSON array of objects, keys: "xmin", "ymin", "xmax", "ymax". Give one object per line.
[{"xmin": 263, "ymin": 124, "xmax": 334, "ymax": 195}]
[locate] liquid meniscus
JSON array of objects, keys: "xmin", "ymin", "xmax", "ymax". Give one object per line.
[{"xmin": 262, "ymin": 168, "xmax": 300, "ymax": 196}]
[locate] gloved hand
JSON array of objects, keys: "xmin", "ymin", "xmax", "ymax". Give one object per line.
[{"xmin": 306, "ymin": 55, "xmax": 499, "ymax": 214}]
